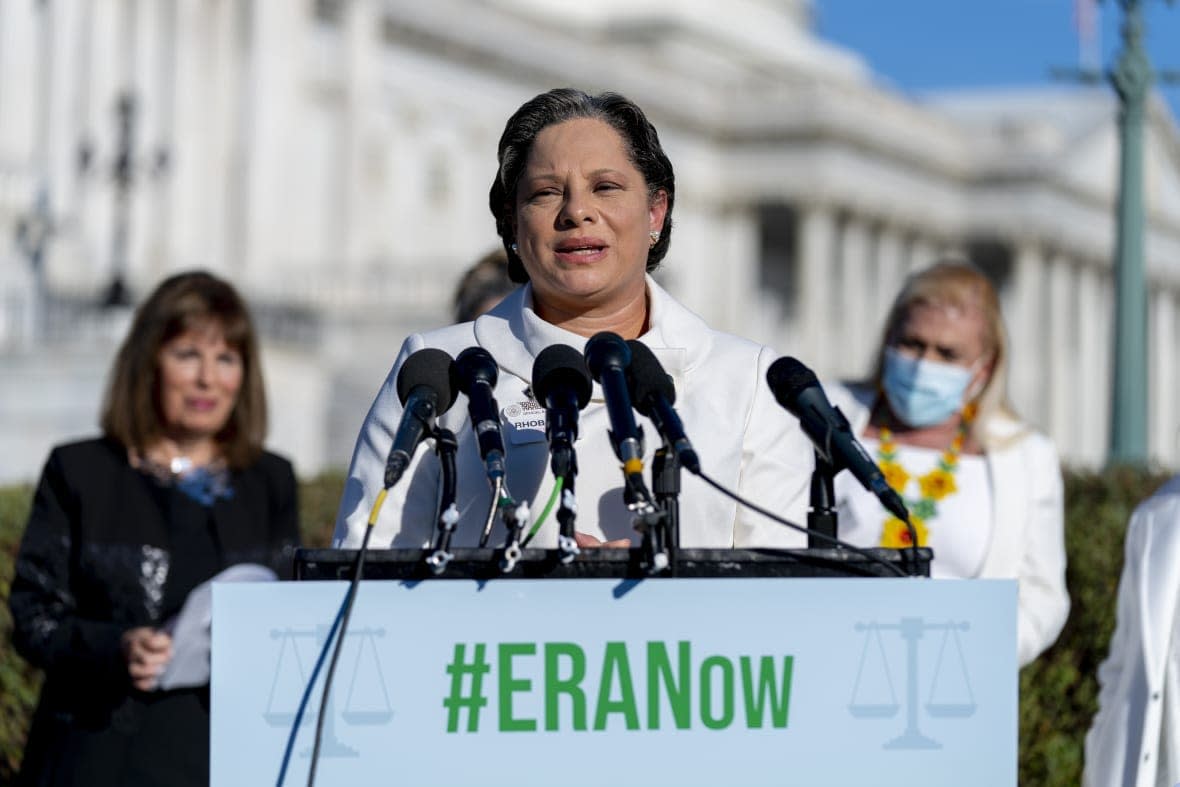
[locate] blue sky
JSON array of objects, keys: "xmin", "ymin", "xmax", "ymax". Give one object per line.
[{"xmin": 814, "ymin": 0, "xmax": 1180, "ymax": 121}]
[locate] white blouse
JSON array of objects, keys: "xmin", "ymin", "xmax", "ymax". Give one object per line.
[{"xmin": 833, "ymin": 438, "xmax": 993, "ymax": 580}]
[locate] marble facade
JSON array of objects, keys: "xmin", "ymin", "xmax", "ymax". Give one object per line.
[{"xmin": 2, "ymin": 0, "xmax": 1179, "ymax": 482}]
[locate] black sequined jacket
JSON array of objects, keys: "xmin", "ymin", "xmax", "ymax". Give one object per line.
[{"xmin": 8, "ymin": 437, "xmax": 300, "ymax": 786}]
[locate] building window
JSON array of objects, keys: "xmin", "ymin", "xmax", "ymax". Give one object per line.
[
  {"xmin": 967, "ymin": 238, "xmax": 1013, "ymax": 295},
  {"xmin": 758, "ymin": 203, "xmax": 799, "ymax": 319},
  {"xmin": 313, "ymin": 0, "xmax": 346, "ymax": 25}
]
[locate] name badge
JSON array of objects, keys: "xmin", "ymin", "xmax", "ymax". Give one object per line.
[{"xmin": 503, "ymin": 398, "xmax": 547, "ymax": 445}]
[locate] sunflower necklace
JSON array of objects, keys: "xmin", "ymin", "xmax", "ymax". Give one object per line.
[{"xmin": 875, "ymin": 403, "xmax": 977, "ymax": 548}]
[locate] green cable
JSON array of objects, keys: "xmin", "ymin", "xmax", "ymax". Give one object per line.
[{"xmin": 522, "ymin": 476, "xmax": 563, "ymax": 546}]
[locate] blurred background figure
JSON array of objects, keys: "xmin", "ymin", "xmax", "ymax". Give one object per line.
[
  {"xmin": 451, "ymin": 248, "xmax": 517, "ymax": 323},
  {"xmin": 1084, "ymin": 474, "xmax": 1180, "ymax": 787},
  {"xmin": 827, "ymin": 261, "xmax": 1069, "ymax": 666},
  {"xmin": 7, "ymin": 271, "xmax": 300, "ymax": 787}
]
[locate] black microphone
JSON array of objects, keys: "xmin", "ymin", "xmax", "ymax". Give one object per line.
[
  {"xmin": 384, "ymin": 348, "xmax": 458, "ymax": 489},
  {"xmin": 766, "ymin": 357, "xmax": 909, "ymax": 523},
  {"xmin": 532, "ymin": 345, "xmax": 592, "ymax": 478},
  {"xmin": 455, "ymin": 347, "xmax": 507, "ymax": 481},
  {"xmin": 584, "ymin": 332, "xmax": 645, "ymax": 474},
  {"xmin": 624, "ymin": 340, "xmax": 700, "ymax": 475}
]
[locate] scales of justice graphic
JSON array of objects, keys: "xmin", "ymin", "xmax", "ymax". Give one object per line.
[
  {"xmin": 263, "ymin": 624, "xmax": 394, "ymax": 757},
  {"xmin": 848, "ymin": 617, "xmax": 977, "ymax": 749}
]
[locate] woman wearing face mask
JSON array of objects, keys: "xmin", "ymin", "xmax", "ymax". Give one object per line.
[{"xmin": 828, "ymin": 261, "xmax": 1068, "ymax": 666}]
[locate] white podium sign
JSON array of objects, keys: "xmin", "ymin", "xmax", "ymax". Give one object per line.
[{"xmin": 211, "ymin": 577, "xmax": 1016, "ymax": 786}]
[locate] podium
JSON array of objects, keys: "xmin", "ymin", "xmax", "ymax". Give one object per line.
[{"xmin": 211, "ymin": 547, "xmax": 1016, "ymax": 787}]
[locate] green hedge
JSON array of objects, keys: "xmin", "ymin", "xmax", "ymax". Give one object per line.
[
  {"xmin": 0, "ymin": 472, "xmax": 347, "ymax": 780},
  {"xmin": 0, "ymin": 469, "xmax": 1170, "ymax": 783}
]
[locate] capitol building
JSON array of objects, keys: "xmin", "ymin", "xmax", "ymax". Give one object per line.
[{"xmin": 2, "ymin": 0, "xmax": 1179, "ymax": 482}]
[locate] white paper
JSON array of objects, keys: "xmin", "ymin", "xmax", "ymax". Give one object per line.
[{"xmin": 157, "ymin": 563, "xmax": 277, "ymax": 691}]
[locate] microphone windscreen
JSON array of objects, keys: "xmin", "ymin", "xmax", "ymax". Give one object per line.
[
  {"xmin": 532, "ymin": 345, "xmax": 592, "ymax": 410},
  {"xmin": 624, "ymin": 340, "xmax": 675, "ymax": 410},
  {"xmin": 396, "ymin": 348, "xmax": 458, "ymax": 411},
  {"xmin": 766, "ymin": 356, "xmax": 818, "ymax": 414},
  {"xmin": 455, "ymin": 346, "xmax": 499, "ymax": 391},
  {"xmin": 583, "ymin": 331, "xmax": 631, "ymax": 382}
]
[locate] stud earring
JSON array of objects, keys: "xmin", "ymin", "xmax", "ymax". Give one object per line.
[
  {"xmin": 649, "ymin": 231, "xmax": 660, "ymax": 246},
  {"xmin": 510, "ymin": 243, "xmax": 518, "ymax": 254}
]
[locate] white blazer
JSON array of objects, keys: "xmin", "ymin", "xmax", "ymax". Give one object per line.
[
  {"xmin": 334, "ymin": 276, "xmax": 813, "ymax": 550},
  {"xmin": 827, "ymin": 383, "xmax": 1070, "ymax": 666},
  {"xmin": 1084, "ymin": 476, "xmax": 1180, "ymax": 787}
]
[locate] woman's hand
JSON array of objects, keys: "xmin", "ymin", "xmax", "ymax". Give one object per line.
[
  {"xmin": 574, "ymin": 531, "xmax": 632, "ymax": 549},
  {"xmin": 122, "ymin": 627, "xmax": 173, "ymax": 691}
]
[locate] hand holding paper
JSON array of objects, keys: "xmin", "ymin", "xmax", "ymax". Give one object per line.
[
  {"xmin": 157, "ymin": 563, "xmax": 278, "ymax": 691},
  {"xmin": 122, "ymin": 627, "xmax": 173, "ymax": 691}
]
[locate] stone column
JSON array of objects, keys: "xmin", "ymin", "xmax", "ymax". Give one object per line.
[
  {"xmin": 168, "ymin": 0, "xmax": 212, "ymax": 268},
  {"xmin": 68, "ymin": 0, "xmax": 99, "ymax": 286},
  {"xmin": 907, "ymin": 234, "xmax": 938, "ymax": 275},
  {"xmin": 209, "ymin": 0, "xmax": 238, "ymax": 274},
  {"xmin": 1150, "ymin": 285, "xmax": 1177, "ymax": 465},
  {"xmin": 837, "ymin": 214, "xmax": 872, "ymax": 379},
  {"xmin": 796, "ymin": 203, "xmax": 838, "ymax": 379},
  {"xmin": 873, "ymin": 224, "xmax": 906, "ymax": 339},
  {"xmin": 1095, "ymin": 266, "xmax": 1115, "ymax": 464},
  {"xmin": 341, "ymin": 0, "xmax": 381, "ymax": 264},
  {"xmin": 1046, "ymin": 253, "xmax": 1076, "ymax": 459},
  {"xmin": 139, "ymin": 0, "xmax": 176, "ymax": 282},
  {"xmin": 1076, "ymin": 262, "xmax": 1107, "ymax": 467},
  {"xmin": 242, "ymin": 0, "xmax": 300, "ymax": 287},
  {"xmin": 1006, "ymin": 240, "xmax": 1048, "ymax": 431}
]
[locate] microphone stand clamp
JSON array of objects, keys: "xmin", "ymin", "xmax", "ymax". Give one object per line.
[
  {"xmin": 499, "ymin": 500, "xmax": 530, "ymax": 573},
  {"xmin": 427, "ymin": 428, "xmax": 460, "ymax": 574},
  {"xmin": 807, "ymin": 449, "xmax": 839, "ymax": 549}
]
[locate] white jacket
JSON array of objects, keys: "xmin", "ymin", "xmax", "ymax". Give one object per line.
[
  {"xmin": 827, "ymin": 383, "xmax": 1070, "ymax": 666},
  {"xmin": 1085, "ymin": 476, "xmax": 1180, "ymax": 787},
  {"xmin": 333, "ymin": 277, "xmax": 813, "ymax": 549}
]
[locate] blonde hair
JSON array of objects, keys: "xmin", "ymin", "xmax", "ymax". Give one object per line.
[{"xmin": 867, "ymin": 260, "xmax": 1020, "ymax": 449}]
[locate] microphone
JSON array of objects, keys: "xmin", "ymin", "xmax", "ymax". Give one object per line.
[
  {"xmin": 624, "ymin": 340, "xmax": 700, "ymax": 475},
  {"xmin": 532, "ymin": 344, "xmax": 592, "ymax": 478},
  {"xmin": 766, "ymin": 357, "xmax": 909, "ymax": 523},
  {"xmin": 455, "ymin": 347, "xmax": 507, "ymax": 481},
  {"xmin": 384, "ymin": 348, "xmax": 458, "ymax": 489},
  {"xmin": 584, "ymin": 332, "xmax": 645, "ymax": 474}
]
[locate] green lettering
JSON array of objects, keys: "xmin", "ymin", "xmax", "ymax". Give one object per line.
[
  {"xmin": 699, "ymin": 655, "xmax": 735, "ymax": 730},
  {"xmin": 544, "ymin": 642, "xmax": 587, "ymax": 731},
  {"xmin": 646, "ymin": 641, "xmax": 691, "ymax": 730},
  {"xmin": 498, "ymin": 643, "xmax": 536, "ymax": 732},
  {"xmin": 593, "ymin": 642, "xmax": 640, "ymax": 730},
  {"xmin": 741, "ymin": 655, "xmax": 793, "ymax": 729}
]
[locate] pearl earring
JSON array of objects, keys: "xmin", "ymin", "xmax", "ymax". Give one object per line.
[{"xmin": 510, "ymin": 243, "xmax": 518, "ymax": 254}]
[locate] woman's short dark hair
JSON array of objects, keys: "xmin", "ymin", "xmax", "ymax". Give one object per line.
[
  {"xmin": 489, "ymin": 88, "xmax": 676, "ymax": 284},
  {"xmin": 100, "ymin": 270, "xmax": 267, "ymax": 467}
]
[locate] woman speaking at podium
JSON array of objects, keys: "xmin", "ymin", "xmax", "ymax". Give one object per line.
[
  {"xmin": 334, "ymin": 88, "xmax": 812, "ymax": 550},
  {"xmin": 826, "ymin": 261, "xmax": 1069, "ymax": 666},
  {"xmin": 8, "ymin": 271, "xmax": 301, "ymax": 786}
]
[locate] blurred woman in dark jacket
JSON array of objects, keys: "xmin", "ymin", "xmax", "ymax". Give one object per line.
[{"xmin": 8, "ymin": 270, "xmax": 301, "ymax": 787}]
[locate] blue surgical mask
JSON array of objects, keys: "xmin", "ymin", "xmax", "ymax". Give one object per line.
[{"xmin": 881, "ymin": 347, "xmax": 975, "ymax": 427}]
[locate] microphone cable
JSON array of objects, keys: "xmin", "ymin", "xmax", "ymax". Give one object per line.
[
  {"xmin": 693, "ymin": 469, "xmax": 915, "ymax": 578},
  {"xmin": 304, "ymin": 489, "xmax": 387, "ymax": 787},
  {"xmin": 521, "ymin": 476, "xmax": 563, "ymax": 547},
  {"xmin": 275, "ymin": 484, "xmax": 390, "ymax": 787},
  {"xmin": 274, "ymin": 589, "xmax": 347, "ymax": 787},
  {"xmin": 426, "ymin": 429, "xmax": 461, "ymax": 574},
  {"xmin": 477, "ymin": 476, "xmax": 504, "ymax": 547}
]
